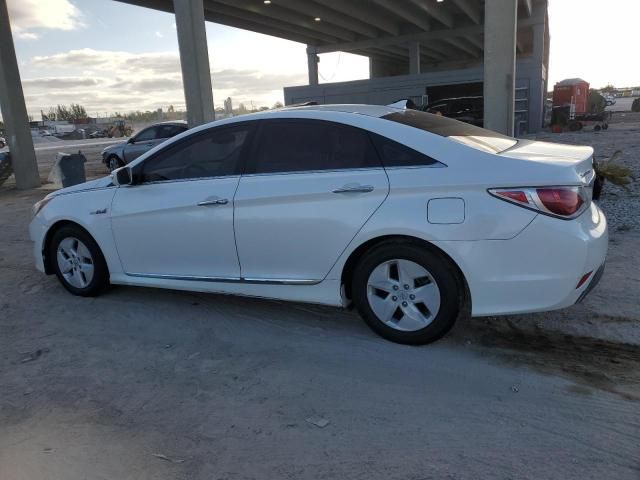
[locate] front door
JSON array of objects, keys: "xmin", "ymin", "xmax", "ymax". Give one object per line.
[
  {"xmin": 234, "ymin": 119, "xmax": 389, "ymax": 282},
  {"xmin": 111, "ymin": 123, "xmax": 254, "ymax": 279}
]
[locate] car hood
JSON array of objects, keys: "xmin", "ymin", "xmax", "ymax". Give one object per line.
[
  {"xmin": 102, "ymin": 142, "xmax": 126, "ymax": 153},
  {"xmin": 47, "ymin": 176, "xmax": 114, "ymax": 199}
]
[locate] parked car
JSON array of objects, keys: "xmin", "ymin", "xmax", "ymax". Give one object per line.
[
  {"xmin": 30, "ymin": 105, "xmax": 607, "ymax": 345},
  {"xmin": 422, "ymin": 96, "xmax": 484, "ymax": 127},
  {"xmin": 101, "ymin": 121, "xmax": 188, "ymax": 171},
  {"xmin": 89, "ymin": 130, "xmax": 106, "ymax": 139},
  {"xmin": 0, "ymin": 137, "xmax": 5, "ymax": 148}
]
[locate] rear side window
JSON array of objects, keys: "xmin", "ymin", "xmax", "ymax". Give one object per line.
[
  {"xmin": 370, "ymin": 134, "xmax": 442, "ymax": 168},
  {"xmin": 157, "ymin": 124, "xmax": 187, "ymax": 138},
  {"xmin": 248, "ymin": 119, "xmax": 381, "ymax": 174}
]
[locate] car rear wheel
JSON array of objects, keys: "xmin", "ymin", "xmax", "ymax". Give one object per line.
[
  {"xmin": 352, "ymin": 242, "xmax": 461, "ymax": 345},
  {"xmin": 107, "ymin": 155, "xmax": 123, "ymax": 172},
  {"xmin": 50, "ymin": 225, "xmax": 109, "ymax": 297}
]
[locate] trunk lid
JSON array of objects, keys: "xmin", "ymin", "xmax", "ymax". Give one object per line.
[{"xmin": 500, "ymin": 139, "xmax": 595, "ymax": 182}]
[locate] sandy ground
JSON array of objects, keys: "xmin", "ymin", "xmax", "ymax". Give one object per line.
[
  {"xmin": 1, "ymin": 115, "xmax": 639, "ymax": 479},
  {"xmin": 1, "ymin": 182, "xmax": 639, "ymax": 479}
]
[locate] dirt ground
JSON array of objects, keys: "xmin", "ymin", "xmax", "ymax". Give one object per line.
[{"xmin": 1, "ymin": 184, "xmax": 639, "ymax": 478}]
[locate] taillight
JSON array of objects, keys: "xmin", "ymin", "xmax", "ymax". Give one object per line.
[{"xmin": 489, "ymin": 186, "xmax": 590, "ymax": 219}]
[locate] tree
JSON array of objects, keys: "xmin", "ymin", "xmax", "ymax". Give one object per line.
[
  {"xmin": 601, "ymin": 84, "xmax": 616, "ymax": 94},
  {"xmin": 272, "ymin": 101, "xmax": 284, "ymax": 109}
]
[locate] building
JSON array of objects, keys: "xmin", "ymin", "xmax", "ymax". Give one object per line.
[{"xmin": 0, "ymin": 0, "xmax": 549, "ymax": 189}]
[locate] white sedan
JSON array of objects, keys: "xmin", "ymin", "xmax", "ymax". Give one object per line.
[{"xmin": 29, "ymin": 105, "xmax": 608, "ymax": 344}]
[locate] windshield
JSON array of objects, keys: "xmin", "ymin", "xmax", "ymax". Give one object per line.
[{"xmin": 382, "ymin": 109, "xmax": 517, "ymax": 154}]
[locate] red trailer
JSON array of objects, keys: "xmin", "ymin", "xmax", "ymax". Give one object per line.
[
  {"xmin": 551, "ymin": 78, "xmax": 610, "ymax": 131},
  {"xmin": 553, "ymin": 78, "xmax": 589, "ymax": 114}
]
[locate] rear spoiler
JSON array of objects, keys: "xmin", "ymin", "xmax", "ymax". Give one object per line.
[{"xmin": 387, "ymin": 99, "xmax": 418, "ymax": 110}]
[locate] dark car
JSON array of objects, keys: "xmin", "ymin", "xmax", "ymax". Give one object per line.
[
  {"xmin": 102, "ymin": 121, "xmax": 188, "ymax": 171},
  {"xmin": 422, "ymin": 96, "xmax": 483, "ymax": 127}
]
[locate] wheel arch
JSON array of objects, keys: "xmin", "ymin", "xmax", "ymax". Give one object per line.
[
  {"xmin": 42, "ymin": 220, "xmax": 102, "ymax": 275},
  {"xmin": 340, "ymin": 235, "xmax": 471, "ymax": 311}
]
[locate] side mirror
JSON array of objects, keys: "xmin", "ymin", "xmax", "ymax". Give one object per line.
[
  {"xmin": 112, "ymin": 166, "xmax": 133, "ymax": 186},
  {"xmin": 127, "ymin": 137, "xmax": 135, "ymax": 144}
]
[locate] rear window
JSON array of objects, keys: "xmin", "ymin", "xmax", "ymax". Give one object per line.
[{"xmin": 382, "ymin": 109, "xmax": 517, "ymax": 154}]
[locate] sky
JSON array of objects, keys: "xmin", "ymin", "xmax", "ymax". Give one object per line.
[{"xmin": 3, "ymin": 0, "xmax": 639, "ymax": 119}]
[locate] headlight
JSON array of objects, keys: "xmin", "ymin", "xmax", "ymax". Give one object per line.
[{"xmin": 33, "ymin": 197, "xmax": 53, "ymax": 216}]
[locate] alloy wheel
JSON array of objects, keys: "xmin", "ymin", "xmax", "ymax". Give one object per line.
[
  {"xmin": 366, "ymin": 259, "xmax": 441, "ymax": 332},
  {"xmin": 56, "ymin": 237, "xmax": 95, "ymax": 289}
]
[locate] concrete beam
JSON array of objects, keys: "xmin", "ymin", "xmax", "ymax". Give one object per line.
[
  {"xmin": 205, "ymin": 2, "xmax": 342, "ymax": 44},
  {"xmin": 409, "ymin": 41, "xmax": 421, "ymax": 74},
  {"xmin": 452, "ymin": 0, "xmax": 482, "ymax": 24},
  {"xmin": 0, "ymin": 0, "xmax": 40, "ymax": 189},
  {"xmin": 273, "ymin": 0, "xmax": 379, "ymax": 38},
  {"xmin": 408, "ymin": 0, "xmax": 454, "ymax": 28},
  {"xmin": 307, "ymin": 46, "xmax": 319, "ymax": 86},
  {"xmin": 483, "ymin": 0, "xmax": 517, "ymax": 135},
  {"xmin": 443, "ymin": 37, "xmax": 479, "ymax": 57},
  {"xmin": 321, "ymin": 0, "xmax": 400, "ymax": 35},
  {"xmin": 174, "ymin": 0, "xmax": 215, "ymax": 126},
  {"xmin": 372, "ymin": 0, "xmax": 431, "ymax": 32},
  {"xmin": 521, "ymin": 0, "xmax": 533, "ymax": 17},
  {"xmin": 315, "ymin": 13, "xmax": 543, "ymax": 54},
  {"xmin": 209, "ymin": 0, "xmax": 356, "ymax": 42}
]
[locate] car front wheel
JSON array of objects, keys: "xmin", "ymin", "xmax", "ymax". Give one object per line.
[
  {"xmin": 107, "ymin": 155, "xmax": 123, "ymax": 172},
  {"xmin": 352, "ymin": 242, "xmax": 461, "ymax": 345},
  {"xmin": 50, "ymin": 225, "xmax": 109, "ymax": 297}
]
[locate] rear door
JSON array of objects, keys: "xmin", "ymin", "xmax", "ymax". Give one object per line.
[{"xmin": 234, "ymin": 119, "xmax": 389, "ymax": 282}]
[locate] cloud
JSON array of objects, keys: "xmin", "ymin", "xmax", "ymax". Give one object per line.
[
  {"xmin": 155, "ymin": 31, "xmax": 164, "ymax": 38},
  {"xmin": 23, "ymin": 48, "xmax": 305, "ymax": 115},
  {"xmin": 23, "ymin": 77, "xmax": 102, "ymax": 89},
  {"xmin": 16, "ymin": 32, "xmax": 39, "ymax": 40},
  {"xmin": 7, "ymin": 0, "xmax": 83, "ymax": 32}
]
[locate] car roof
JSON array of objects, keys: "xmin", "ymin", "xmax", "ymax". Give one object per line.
[
  {"xmin": 273, "ymin": 104, "xmax": 401, "ymax": 118},
  {"xmin": 151, "ymin": 120, "xmax": 188, "ymax": 126}
]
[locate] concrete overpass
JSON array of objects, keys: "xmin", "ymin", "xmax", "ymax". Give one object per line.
[{"xmin": 0, "ymin": 0, "xmax": 548, "ymax": 189}]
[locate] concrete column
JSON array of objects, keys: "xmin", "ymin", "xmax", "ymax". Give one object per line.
[
  {"xmin": 307, "ymin": 46, "xmax": 319, "ymax": 86},
  {"xmin": 0, "ymin": 0, "xmax": 40, "ymax": 189},
  {"xmin": 483, "ymin": 0, "xmax": 518, "ymax": 136},
  {"xmin": 173, "ymin": 0, "xmax": 215, "ymax": 127},
  {"xmin": 528, "ymin": 22, "xmax": 546, "ymax": 132},
  {"xmin": 409, "ymin": 41, "xmax": 421, "ymax": 75}
]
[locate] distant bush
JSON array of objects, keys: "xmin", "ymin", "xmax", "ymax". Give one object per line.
[{"xmin": 632, "ymin": 98, "xmax": 640, "ymax": 112}]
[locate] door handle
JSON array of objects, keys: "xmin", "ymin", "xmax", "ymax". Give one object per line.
[
  {"xmin": 197, "ymin": 198, "xmax": 229, "ymax": 206},
  {"xmin": 332, "ymin": 184, "xmax": 374, "ymax": 194}
]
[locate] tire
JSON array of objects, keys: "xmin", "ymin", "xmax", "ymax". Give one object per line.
[
  {"xmin": 594, "ymin": 124, "xmax": 601, "ymax": 132},
  {"xmin": 352, "ymin": 242, "xmax": 462, "ymax": 345},
  {"xmin": 107, "ymin": 155, "xmax": 123, "ymax": 172},
  {"xmin": 49, "ymin": 225, "xmax": 109, "ymax": 297}
]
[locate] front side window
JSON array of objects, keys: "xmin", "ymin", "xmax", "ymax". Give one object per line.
[
  {"xmin": 383, "ymin": 109, "xmax": 517, "ymax": 154},
  {"xmin": 140, "ymin": 125, "xmax": 251, "ymax": 183},
  {"xmin": 134, "ymin": 127, "xmax": 159, "ymax": 142},
  {"xmin": 248, "ymin": 119, "xmax": 381, "ymax": 174}
]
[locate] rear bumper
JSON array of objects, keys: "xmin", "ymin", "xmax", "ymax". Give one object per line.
[
  {"xmin": 576, "ymin": 262, "xmax": 605, "ymax": 304},
  {"xmin": 435, "ymin": 202, "xmax": 608, "ymax": 316}
]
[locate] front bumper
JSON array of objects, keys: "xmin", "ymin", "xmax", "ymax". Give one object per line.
[
  {"xmin": 435, "ymin": 202, "xmax": 608, "ymax": 316},
  {"xmin": 29, "ymin": 214, "xmax": 47, "ymax": 273}
]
